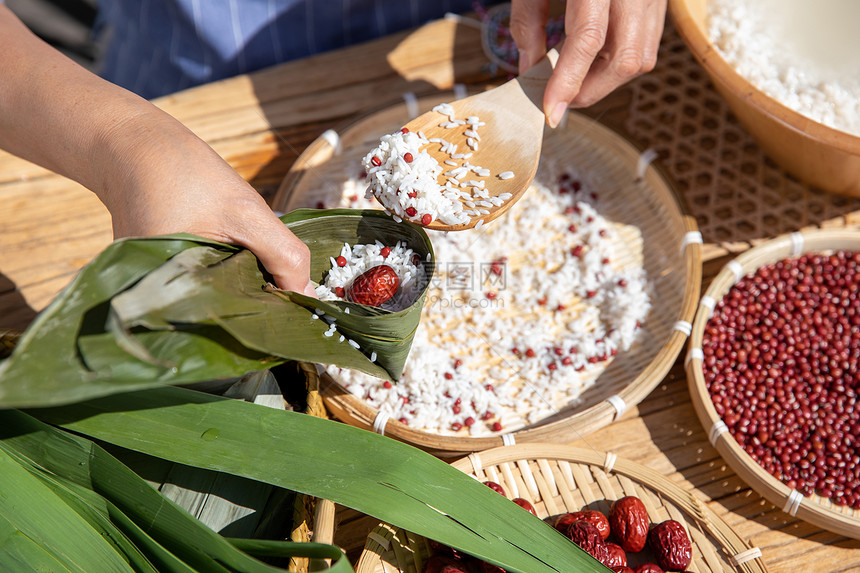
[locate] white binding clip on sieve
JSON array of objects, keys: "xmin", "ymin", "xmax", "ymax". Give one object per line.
[
  {"xmin": 606, "ymin": 395, "xmax": 627, "ymax": 421},
  {"xmin": 603, "ymin": 451, "xmax": 618, "ymax": 474},
  {"xmin": 708, "ymin": 419, "xmax": 728, "ymax": 447},
  {"xmin": 501, "ymin": 433, "xmax": 516, "ymax": 446},
  {"xmin": 680, "ymin": 231, "xmax": 703, "ymax": 255},
  {"xmin": 685, "ymin": 347, "xmax": 704, "ymax": 367},
  {"xmin": 726, "ymin": 260, "xmax": 745, "ymax": 284},
  {"xmin": 730, "ymin": 547, "xmax": 763, "ymax": 566},
  {"xmin": 636, "ymin": 148, "xmax": 660, "ymax": 180},
  {"xmin": 673, "ymin": 321, "xmax": 693, "ymax": 337},
  {"xmin": 700, "ymin": 295, "xmax": 716, "ymax": 318},
  {"xmin": 401, "ymin": 92, "xmax": 419, "ymax": 120},
  {"xmin": 372, "ymin": 412, "xmax": 390, "ymax": 436},
  {"xmin": 783, "ymin": 489, "xmax": 803, "ymax": 517},
  {"xmin": 319, "ymin": 129, "xmax": 342, "ymax": 155},
  {"xmin": 789, "ymin": 232, "xmax": 805, "ymax": 256}
]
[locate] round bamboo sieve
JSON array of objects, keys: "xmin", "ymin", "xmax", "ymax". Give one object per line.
[
  {"xmin": 686, "ymin": 229, "xmax": 860, "ymax": 540},
  {"xmin": 276, "ymin": 92, "xmax": 701, "ymax": 456},
  {"xmin": 354, "ymin": 444, "xmax": 767, "ymax": 573}
]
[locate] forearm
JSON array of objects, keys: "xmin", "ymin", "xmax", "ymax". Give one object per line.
[
  {"xmin": 0, "ymin": 5, "xmax": 199, "ymax": 212},
  {"xmin": 0, "ymin": 5, "xmax": 314, "ymax": 295}
]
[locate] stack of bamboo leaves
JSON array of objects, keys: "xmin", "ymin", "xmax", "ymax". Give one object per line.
[{"xmin": 0, "ymin": 210, "xmax": 600, "ymax": 573}]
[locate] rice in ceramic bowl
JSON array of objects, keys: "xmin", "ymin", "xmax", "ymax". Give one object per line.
[{"xmin": 669, "ymin": 0, "xmax": 860, "ymax": 197}]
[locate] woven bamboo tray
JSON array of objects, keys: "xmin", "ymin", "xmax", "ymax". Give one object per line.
[
  {"xmin": 275, "ymin": 93, "xmax": 701, "ymax": 456},
  {"xmin": 355, "ymin": 443, "xmax": 767, "ymax": 572},
  {"xmin": 685, "ymin": 229, "xmax": 860, "ymax": 540}
]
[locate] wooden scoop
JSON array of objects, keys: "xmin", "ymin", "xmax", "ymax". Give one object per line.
[{"xmin": 402, "ymin": 49, "xmax": 558, "ymax": 231}]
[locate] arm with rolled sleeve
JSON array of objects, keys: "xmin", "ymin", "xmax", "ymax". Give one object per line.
[{"xmin": 0, "ymin": 4, "xmax": 315, "ymax": 295}]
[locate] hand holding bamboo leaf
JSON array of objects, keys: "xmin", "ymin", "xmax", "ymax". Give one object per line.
[
  {"xmin": 0, "ymin": 208, "xmax": 603, "ymax": 573},
  {"xmin": 0, "ymin": 210, "xmax": 432, "ymax": 408}
]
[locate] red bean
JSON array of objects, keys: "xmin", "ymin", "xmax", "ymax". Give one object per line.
[{"xmin": 702, "ymin": 251, "xmax": 859, "ymax": 508}]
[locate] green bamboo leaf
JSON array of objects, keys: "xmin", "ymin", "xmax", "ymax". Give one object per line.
[
  {"xmin": 29, "ymin": 386, "xmax": 603, "ymax": 573},
  {"xmin": 108, "ymin": 209, "xmax": 433, "ymax": 381},
  {"xmin": 0, "ymin": 445, "xmax": 137, "ymax": 573},
  {"xmin": 0, "ymin": 515, "xmax": 78, "ymax": 573},
  {"xmin": 7, "ymin": 444, "xmax": 193, "ymax": 573},
  {"xmin": 0, "ymin": 210, "xmax": 433, "ymax": 408},
  {"xmin": 227, "ymin": 540, "xmax": 354, "ymax": 573},
  {"xmin": 0, "ymin": 409, "xmax": 354, "ymax": 573},
  {"xmin": 3, "ymin": 446, "xmax": 161, "ymax": 573},
  {"xmin": 0, "ymin": 235, "xmax": 239, "ymax": 407}
]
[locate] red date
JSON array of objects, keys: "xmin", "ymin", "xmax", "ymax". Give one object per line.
[
  {"xmin": 609, "ymin": 496, "xmax": 650, "ymax": 552},
  {"xmin": 649, "ymin": 520, "xmax": 692, "ymax": 571},
  {"xmin": 512, "ymin": 498, "xmax": 537, "ymax": 516},
  {"xmin": 554, "ymin": 512, "xmax": 579, "ymax": 532},
  {"xmin": 560, "ymin": 510, "xmax": 610, "ymax": 540},
  {"xmin": 604, "ymin": 542, "xmax": 627, "ymax": 568},
  {"xmin": 634, "ymin": 563, "xmax": 664, "ymax": 573},
  {"xmin": 423, "ymin": 555, "xmax": 467, "ymax": 573},
  {"xmin": 483, "ymin": 481, "xmax": 507, "ymax": 497},
  {"xmin": 567, "ymin": 520, "xmax": 609, "ymax": 564},
  {"xmin": 426, "ymin": 540, "xmax": 465, "ymax": 561},
  {"xmin": 346, "ymin": 265, "xmax": 399, "ymax": 306}
]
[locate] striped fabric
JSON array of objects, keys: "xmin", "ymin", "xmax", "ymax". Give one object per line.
[{"xmin": 94, "ymin": 0, "xmax": 493, "ymax": 99}]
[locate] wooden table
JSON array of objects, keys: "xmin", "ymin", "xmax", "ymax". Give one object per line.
[{"xmin": 1, "ymin": 14, "xmax": 858, "ymax": 573}]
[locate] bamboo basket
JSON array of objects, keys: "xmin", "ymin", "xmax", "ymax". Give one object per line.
[
  {"xmin": 355, "ymin": 443, "xmax": 767, "ymax": 572},
  {"xmin": 275, "ymin": 92, "xmax": 702, "ymax": 456},
  {"xmin": 686, "ymin": 229, "xmax": 860, "ymax": 540},
  {"xmin": 289, "ymin": 361, "xmax": 338, "ymax": 572}
]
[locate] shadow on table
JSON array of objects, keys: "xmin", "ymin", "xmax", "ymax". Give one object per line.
[
  {"xmin": 0, "ymin": 272, "xmax": 37, "ymax": 334},
  {"xmin": 637, "ymin": 363, "xmax": 860, "ymax": 548},
  {"xmin": 246, "ymin": 10, "xmax": 504, "ymax": 204}
]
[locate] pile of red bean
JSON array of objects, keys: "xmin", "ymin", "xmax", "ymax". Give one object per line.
[{"xmin": 703, "ymin": 251, "xmax": 860, "ymax": 508}]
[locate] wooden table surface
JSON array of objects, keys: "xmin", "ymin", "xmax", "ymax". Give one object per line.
[{"xmin": 1, "ymin": 14, "xmax": 858, "ymax": 573}]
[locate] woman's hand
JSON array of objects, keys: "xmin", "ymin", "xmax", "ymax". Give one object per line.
[
  {"xmin": 97, "ymin": 111, "xmax": 316, "ymax": 297},
  {"xmin": 0, "ymin": 5, "xmax": 315, "ymax": 296},
  {"xmin": 510, "ymin": 0, "xmax": 667, "ymax": 127}
]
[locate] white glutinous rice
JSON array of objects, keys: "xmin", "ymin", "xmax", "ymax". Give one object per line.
[
  {"xmin": 363, "ymin": 101, "xmax": 513, "ymax": 228},
  {"xmin": 708, "ymin": 0, "xmax": 860, "ymax": 136},
  {"xmin": 311, "ymin": 117, "xmax": 653, "ymax": 437},
  {"xmin": 498, "ymin": 171, "xmax": 515, "ymax": 180},
  {"xmin": 305, "ymin": 155, "xmax": 651, "ymax": 437},
  {"xmin": 315, "ymin": 241, "xmax": 428, "ymax": 312},
  {"xmin": 363, "ymin": 129, "xmax": 469, "ymax": 226}
]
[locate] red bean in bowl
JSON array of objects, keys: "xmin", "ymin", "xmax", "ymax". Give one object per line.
[{"xmin": 702, "ymin": 251, "xmax": 860, "ymax": 509}]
